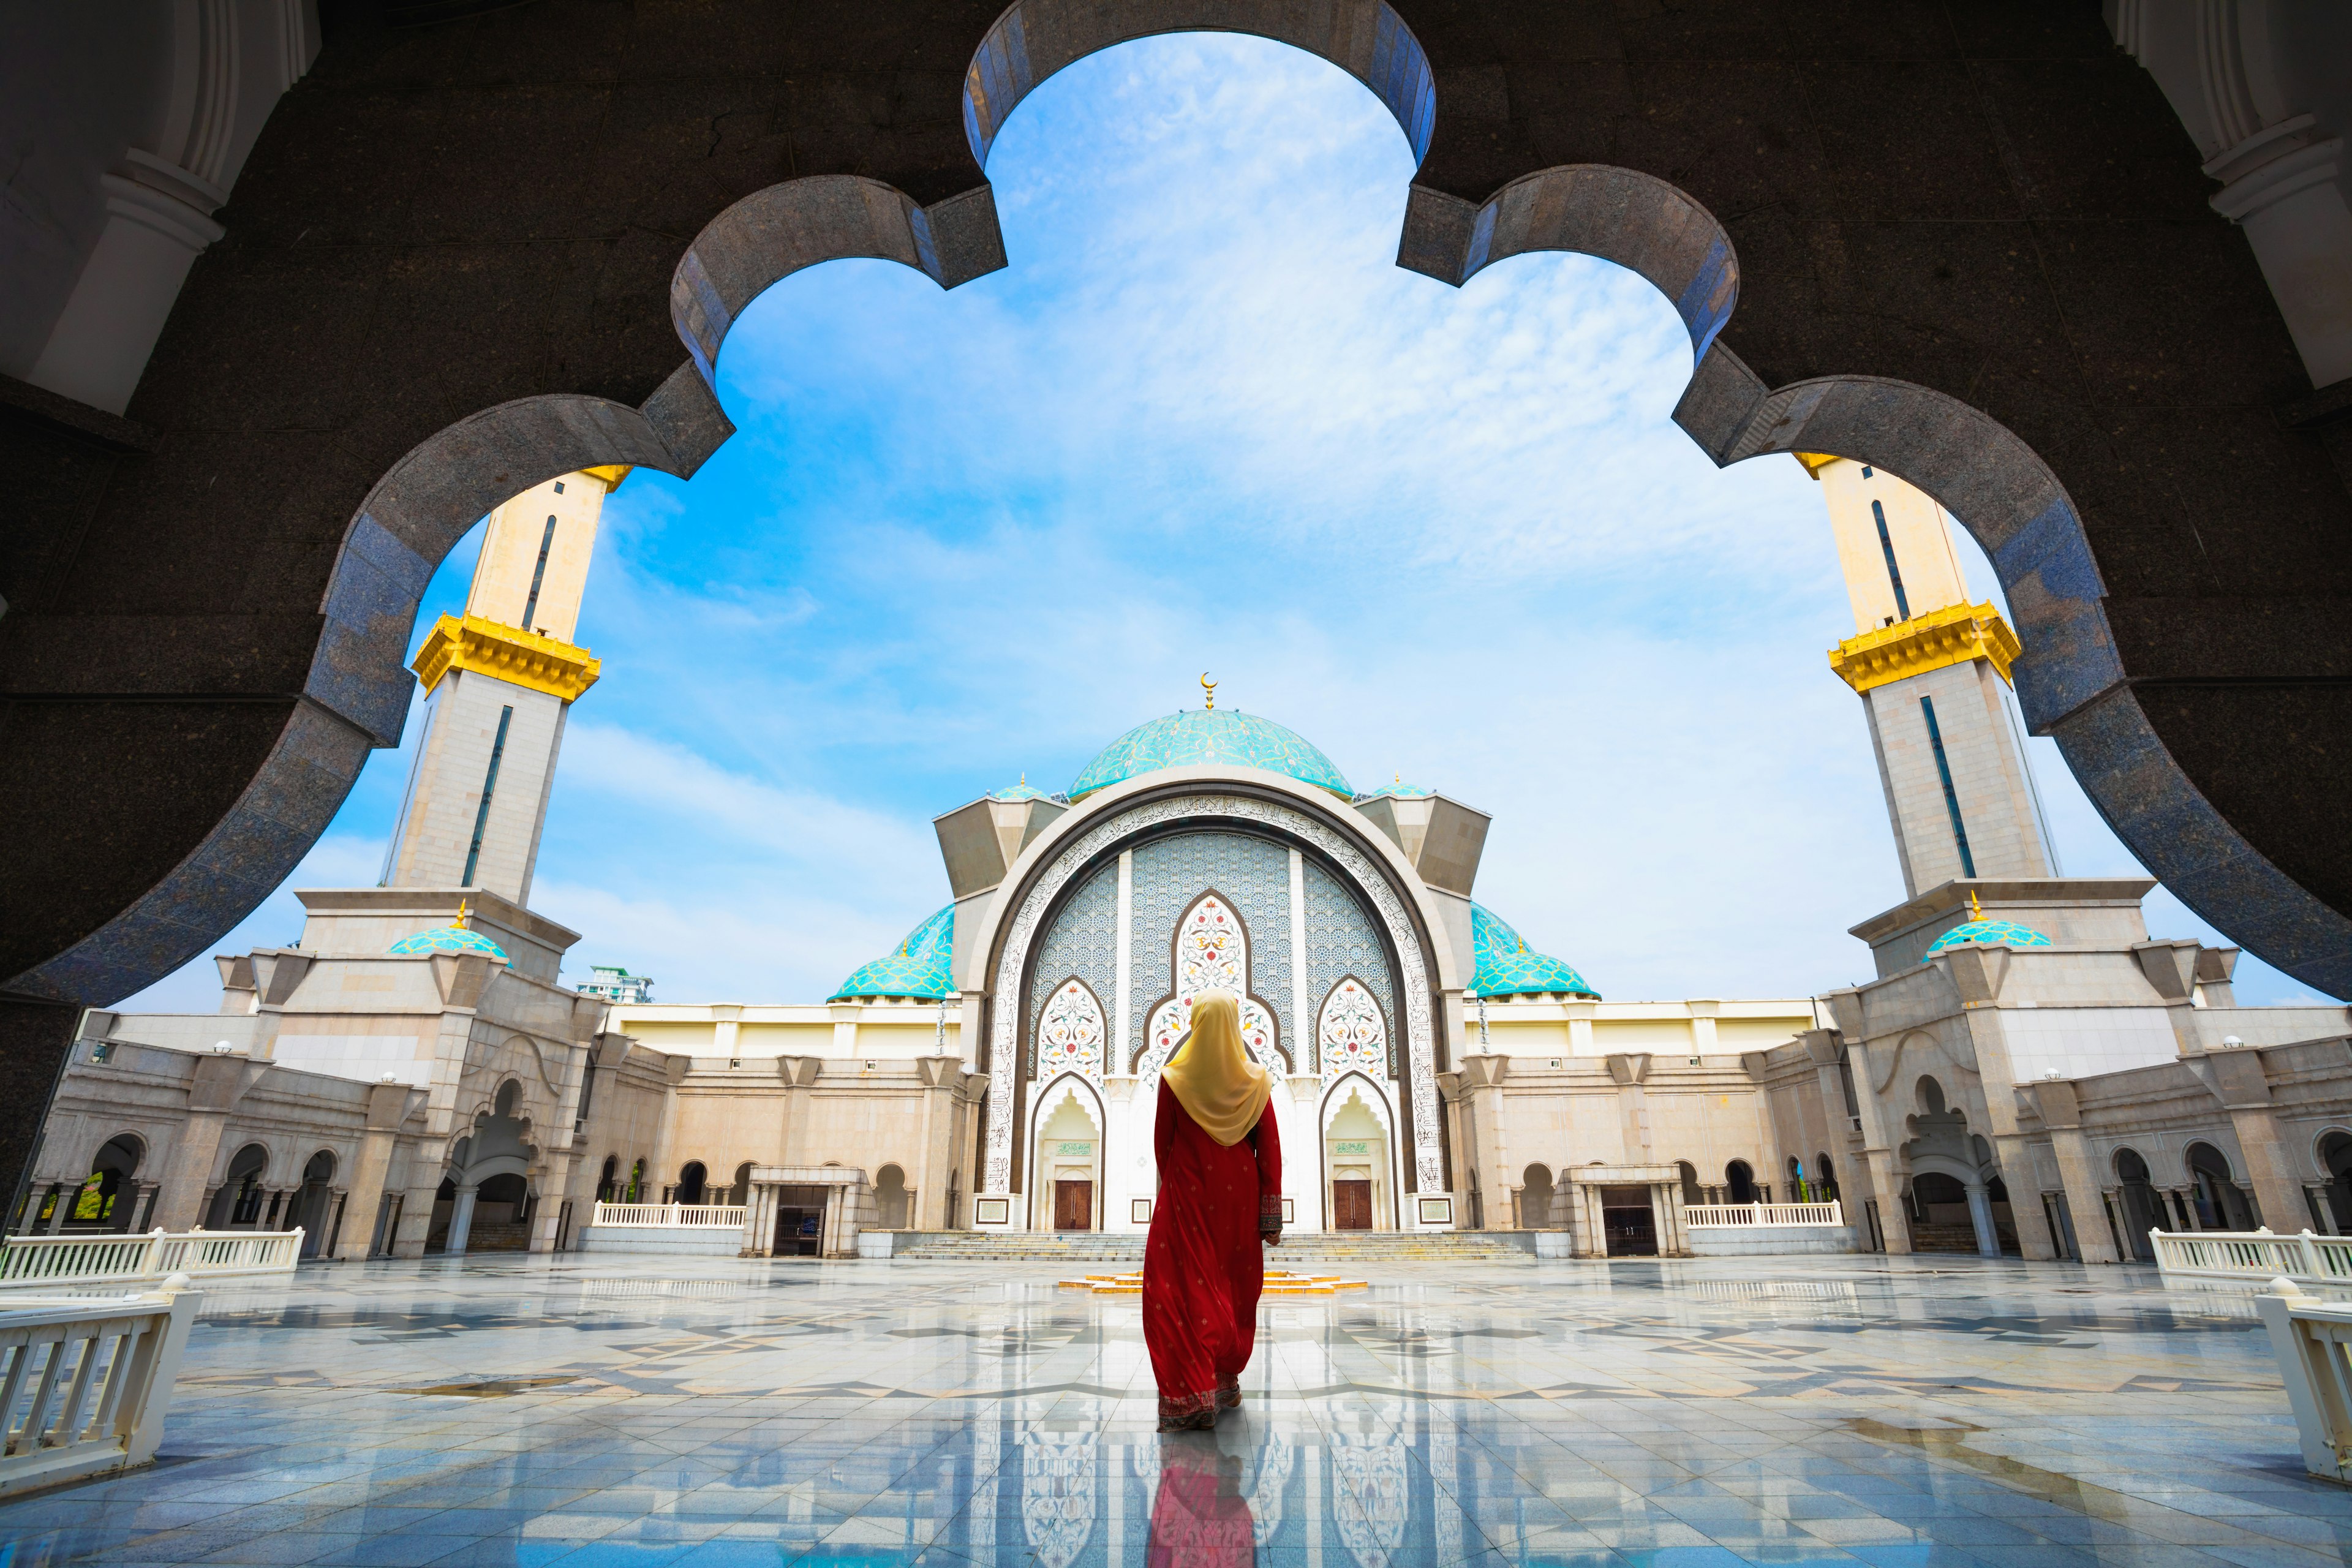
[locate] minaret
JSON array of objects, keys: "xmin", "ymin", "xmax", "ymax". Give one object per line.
[
  {"xmin": 379, "ymin": 466, "xmax": 628, "ymax": 903},
  {"xmin": 1802, "ymin": 454, "xmax": 2057, "ymax": 896}
]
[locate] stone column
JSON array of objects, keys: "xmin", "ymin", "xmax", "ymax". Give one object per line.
[
  {"xmin": 2030, "ymin": 1079, "xmax": 2119, "ymax": 1264},
  {"xmin": 1652, "ymin": 1179, "xmax": 1689, "ymax": 1258},
  {"xmin": 336, "ymin": 1083, "xmax": 418, "ymax": 1261},
  {"xmin": 150, "ymin": 1054, "xmax": 260, "ymax": 1233},
  {"xmin": 913, "ymin": 1055, "xmax": 962, "ymax": 1232},
  {"xmin": 530, "ymin": 1153, "xmax": 572, "ymax": 1253},
  {"xmin": 2208, "ymin": 1048, "xmax": 2304, "ymax": 1232},
  {"xmin": 2309, "ymin": 1185, "xmax": 2340, "ymax": 1237},
  {"xmin": 444, "ymin": 1184, "xmax": 480, "ymax": 1254},
  {"xmin": 1864, "ymin": 1150, "xmax": 1913, "ymax": 1254},
  {"xmin": 742, "ymin": 1180, "xmax": 778, "ymax": 1259},
  {"xmin": 1964, "ymin": 1178, "xmax": 2000, "ymax": 1257},
  {"xmin": 1450, "ymin": 1054, "xmax": 1509, "ymax": 1230},
  {"xmin": 777, "ymin": 1057, "xmax": 821, "ymax": 1166},
  {"xmin": 1993, "ymin": 1134, "xmax": 2059, "ymax": 1261},
  {"xmin": 1570, "ymin": 1181, "xmax": 1606, "ymax": 1259}
]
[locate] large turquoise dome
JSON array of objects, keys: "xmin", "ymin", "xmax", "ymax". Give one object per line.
[
  {"xmin": 1068, "ymin": 709, "xmax": 1351, "ymax": 802},
  {"xmin": 831, "ymin": 905, "xmax": 956, "ymax": 1001},
  {"xmin": 1469, "ymin": 903, "xmax": 1598, "ymax": 1000}
]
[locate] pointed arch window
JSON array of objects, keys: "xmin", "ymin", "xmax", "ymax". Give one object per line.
[{"xmin": 1036, "ymin": 978, "xmax": 1106, "ymax": 1086}]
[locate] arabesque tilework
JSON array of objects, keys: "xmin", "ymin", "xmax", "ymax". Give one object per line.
[
  {"xmin": 2, "ymin": 1254, "xmax": 2343, "ymax": 1568},
  {"xmin": 1922, "ymin": 918, "xmax": 2054, "ymax": 961}
]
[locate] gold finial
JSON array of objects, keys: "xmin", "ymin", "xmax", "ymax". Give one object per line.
[
  {"xmin": 1966, "ymin": 889, "xmax": 1984, "ymax": 922},
  {"xmin": 1200, "ymin": 672, "xmax": 1216, "ymax": 710},
  {"xmin": 454, "ymin": 899, "xmax": 472, "ymax": 930}
]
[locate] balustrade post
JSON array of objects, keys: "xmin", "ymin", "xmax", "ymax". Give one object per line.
[{"xmin": 2302, "ymin": 1231, "xmax": 2324, "ymax": 1281}]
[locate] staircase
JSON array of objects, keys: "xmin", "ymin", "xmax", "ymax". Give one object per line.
[
  {"xmin": 1908, "ymin": 1223, "xmax": 1983, "ymax": 1254},
  {"xmin": 887, "ymin": 1231, "xmax": 1533, "ymax": 1265},
  {"xmin": 464, "ymin": 1221, "xmax": 533, "ymax": 1253}
]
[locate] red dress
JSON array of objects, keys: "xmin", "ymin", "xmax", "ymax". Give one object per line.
[{"xmin": 1142, "ymin": 1080, "xmax": 1281, "ymax": 1423}]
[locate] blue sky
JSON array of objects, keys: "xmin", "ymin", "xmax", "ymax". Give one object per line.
[{"xmin": 126, "ymin": 35, "xmax": 2323, "ymax": 1012}]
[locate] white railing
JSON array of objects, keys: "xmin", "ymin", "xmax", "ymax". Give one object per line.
[
  {"xmin": 2260, "ymin": 1280, "xmax": 2352, "ymax": 1481},
  {"xmin": 2151, "ymin": 1227, "xmax": 2352, "ymax": 1284},
  {"xmin": 590, "ymin": 1203, "xmax": 747, "ymax": 1229},
  {"xmin": 1683, "ymin": 1202, "xmax": 1845, "ymax": 1228},
  {"xmin": 0, "ymin": 1283, "xmax": 200, "ymax": 1498},
  {"xmin": 1, "ymin": 1229, "xmax": 304, "ymax": 1291}
]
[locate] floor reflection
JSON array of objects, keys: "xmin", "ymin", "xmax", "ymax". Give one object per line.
[
  {"xmin": 0, "ymin": 1253, "xmax": 2336, "ymax": 1568},
  {"xmin": 1144, "ymin": 1432, "xmax": 1251, "ymax": 1568}
]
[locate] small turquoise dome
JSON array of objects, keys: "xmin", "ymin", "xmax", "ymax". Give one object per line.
[
  {"xmin": 1923, "ymin": 918, "xmax": 2051, "ymax": 961},
  {"xmin": 1068, "ymin": 709, "xmax": 1351, "ymax": 802},
  {"xmin": 1469, "ymin": 903, "xmax": 1599, "ymax": 999},
  {"xmin": 990, "ymin": 778, "xmax": 1052, "ymax": 802},
  {"xmin": 390, "ymin": 924, "xmax": 508, "ymax": 960},
  {"xmin": 831, "ymin": 905, "xmax": 956, "ymax": 1001},
  {"xmin": 1357, "ymin": 777, "xmax": 1434, "ymax": 802}
]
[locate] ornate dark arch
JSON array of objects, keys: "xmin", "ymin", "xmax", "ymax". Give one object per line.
[{"xmin": 6, "ymin": 1, "xmax": 2348, "ymax": 1216}]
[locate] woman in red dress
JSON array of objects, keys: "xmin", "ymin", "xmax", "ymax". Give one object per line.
[{"xmin": 1142, "ymin": 989, "xmax": 1282, "ymax": 1431}]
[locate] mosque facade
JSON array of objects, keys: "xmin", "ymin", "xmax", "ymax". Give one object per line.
[{"xmin": 15, "ymin": 461, "xmax": 2352, "ymax": 1265}]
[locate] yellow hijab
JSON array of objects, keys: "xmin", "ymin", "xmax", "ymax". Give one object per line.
[{"xmin": 1162, "ymin": 990, "xmax": 1272, "ymax": 1145}]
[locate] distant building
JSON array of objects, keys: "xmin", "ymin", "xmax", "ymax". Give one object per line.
[{"xmin": 578, "ymin": 967, "xmax": 654, "ymax": 1005}]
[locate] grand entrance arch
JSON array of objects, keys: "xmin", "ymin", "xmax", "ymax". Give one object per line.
[
  {"xmin": 7, "ymin": 4, "xmax": 2348, "ymax": 1218},
  {"xmin": 973, "ymin": 779, "xmax": 1437, "ymax": 1231}
]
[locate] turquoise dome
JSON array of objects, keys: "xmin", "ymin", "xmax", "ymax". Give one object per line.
[
  {"xmin": 1068, "ymin": 709, "xmax": 1351, "ymax": 802},
  {"xmin": 831, "ymin": 905, "xmax": 956, "ymax": 1001},
  {"xmin": 1469, "ymin": 903, "xmax": 1599, "ymax": 999},
  {"xmin": 1923, "ymin": 918, "xmax": 2052, "ymax": 961},
  {"xmin": 990, "ymin": 778, "xmax": 1053, "ymax": 802},
  {"xmin": 390, "ymin": 924, "xmax": 508, "ymax": 960},
  {"xmin": 1357, "ymin": 777, "xmax": 1433, "ymax": 802}
]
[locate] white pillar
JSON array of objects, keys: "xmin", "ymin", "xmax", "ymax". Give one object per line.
[
  {"xmin": 1965, "ymin": 1180, "xmax": 1999, "ymax": 1258},
  {"xmin": 445, "ymin": 1185, "xmax": 480, "ymax": 1255}
]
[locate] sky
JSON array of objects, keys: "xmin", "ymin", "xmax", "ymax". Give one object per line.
[{"xmin": 124, "ymin": 34, "xmax": 2328, "ymax": 1014}]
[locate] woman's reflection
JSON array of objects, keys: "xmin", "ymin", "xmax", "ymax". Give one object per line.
[{"xmin": 1148, "ymin": 1430, "xmax": 1254, "ymax": 1568}]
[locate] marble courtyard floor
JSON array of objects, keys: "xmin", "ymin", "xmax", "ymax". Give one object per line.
[{"xmin": 1, "ymin": 1251, "xmax": 2346, "ymax": 1568}]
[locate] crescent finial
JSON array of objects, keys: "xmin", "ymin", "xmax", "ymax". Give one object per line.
[{"xmin": 1200, "ymin": 671, "xmax": 1216, "ymax": 710}]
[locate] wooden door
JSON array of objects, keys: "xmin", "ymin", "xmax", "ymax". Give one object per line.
[
  {"xmin": 1333, "ymin": 1180, "xmax": 1373, "ymax": 1231},
  {"xmin": 1054, "ymin": 1180, "xmax": 1093, "ymax": 1231}
]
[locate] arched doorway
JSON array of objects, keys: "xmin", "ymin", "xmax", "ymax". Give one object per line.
[
  {"xmin": 732, "ymin": 1161, "xmax": 755, "ymax": 1208},
  {"xmin": 677, "ymin": 1161, "xmax": 707, "ymax": 1205},
  {"xmin": 67, "ymin": 1134, "xmax": 145, "ymax": 1232},
  {"xmin": 2322, "ymin": 1133, "xmax": 2352, "ymax": 1232},
  {"xmin": 1519, "ymin": 1164, "xmax": 1554, "ymax": 1230},
  {"xmin": 1814, "ymin": 1153, "xmax": 1839, "ymax": 1204},
  {"xmin": 293, "ymin": 1150, "xmax": 337, "ymax": 1257},
  {"xmin": 1322, "ymin": 1076, "xmax": 1393, "ymax": 1232},
  {"xmin": 875, "ymin": 1164, "xmax": 910, "ymax": 1230},
  {"xmin": 1031, "ymin": 1077, "xmax": 1103, "ymax": 1232},
  {"xmin": 208, "ymin": 1144, "xmax": 270, "ymax": 1230},
  {"xmin": 2114, "ymin": 1148, "xmax": 2162, "ymax": 1259},
  {"xmin": 597, "ymin": 1156, "xmax": 619, "ymax": 1203},
  {"xmin": 1725, "ymin": 1160, "xmax": 1756, "ymax": 1204},
  {"xmin": 2187, "ymin": 1142, "xmax": 2255, "ymax": 1230},
  {"xmin": 1676, "ymin": 1161, "xmax": 1702, "ymax": 1207}
]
